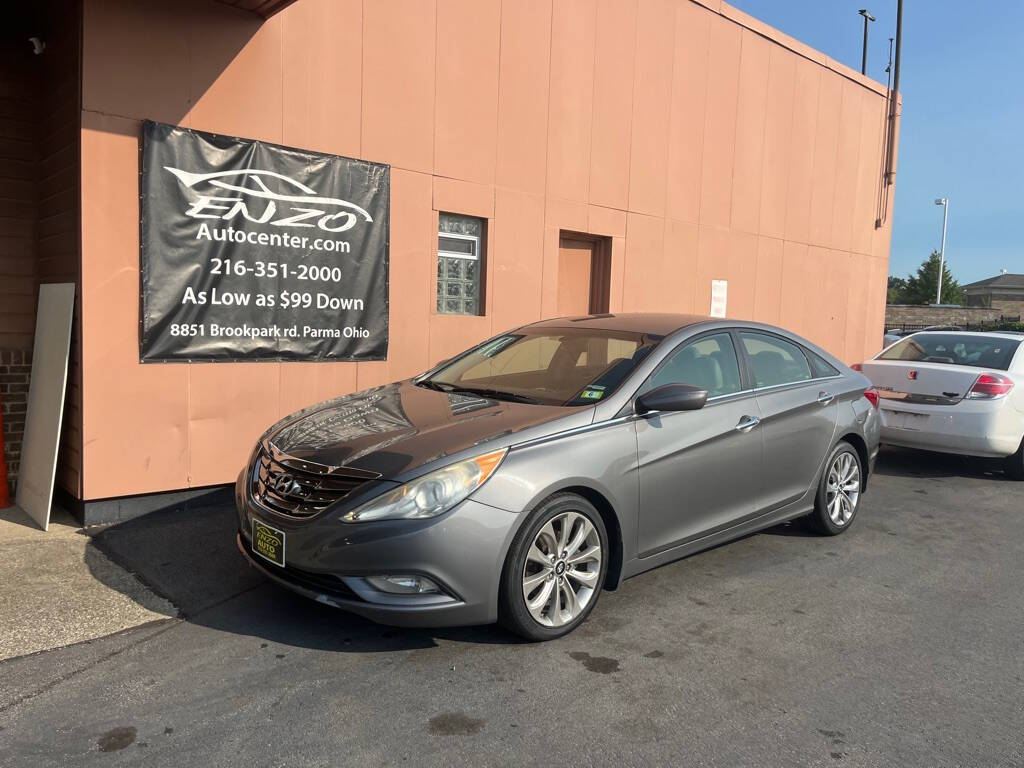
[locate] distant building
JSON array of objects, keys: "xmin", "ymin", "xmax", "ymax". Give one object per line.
[{"xmin": 964, "ymin": 274, "xmax": 1024, "ymax": 315}]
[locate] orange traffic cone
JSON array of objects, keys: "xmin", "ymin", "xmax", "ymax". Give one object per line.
[{"xmin": 0, "ymin": 391, "xmax": 10, "ymax": 509}]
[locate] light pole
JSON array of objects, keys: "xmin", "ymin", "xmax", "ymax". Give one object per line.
[
  {"xmin": 935, "ymin": 197, "xmax": 949, "ymax": 304},
  {"xmin": 859, "ymin": 9, "xmax": 876, "ymax": 75}
]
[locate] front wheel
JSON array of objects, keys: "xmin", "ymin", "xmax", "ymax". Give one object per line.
[
  {"xmin": 498, "ymin": 493, "xmax": 608, "ymax": 641},
  {"xmin": 805, "ymin": 441, "xmax": 863, "ymax": 535}
]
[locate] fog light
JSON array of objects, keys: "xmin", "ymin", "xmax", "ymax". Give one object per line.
[{"xmin": 365, "ymin": 574, "xmax": 440, "ymax": 595}]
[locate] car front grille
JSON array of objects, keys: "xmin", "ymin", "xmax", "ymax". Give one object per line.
[{"xmin": 252, "ymin": 444, "xmax": 378, "ymax": 519}]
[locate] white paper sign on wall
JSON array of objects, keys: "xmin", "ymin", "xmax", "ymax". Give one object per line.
[{"xmin": 710, "ymin": 279, "xmax": 728, "ymax": 318}]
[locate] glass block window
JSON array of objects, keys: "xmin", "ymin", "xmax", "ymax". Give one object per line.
[{"xmin": 437, "ymin": 212, "xmax": 484, "ymax": 315}]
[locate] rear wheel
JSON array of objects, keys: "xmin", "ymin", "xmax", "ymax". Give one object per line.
[
  {"xmin": 1004, "ymin": 439, "xmax": 1024, "ymax": 480},
  {"xmin": 805, "ymin": 441, "xmax": 863, "ymax": 535},
  {"xmin": 498, "ymin": 493, "xmax": 608, "ymax": 641}
]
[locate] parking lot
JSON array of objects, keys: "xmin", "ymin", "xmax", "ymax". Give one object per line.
[{"xmin": 1, "ymin": 447, "xmax": 1022, "ymax": 767}]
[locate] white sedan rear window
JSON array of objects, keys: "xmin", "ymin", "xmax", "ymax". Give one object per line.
[{"xmin": 879, "ymin": 334, "xmax": 1020, "ymax": 370}]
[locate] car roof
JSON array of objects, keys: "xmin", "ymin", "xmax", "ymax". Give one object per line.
[
  {"xmin": 526, "ymin": 312, "xmax": 712, "ymax": 336},
  {"xmin": 907, "ymin": 330, "xmax": 1024, "ymax": 341}
]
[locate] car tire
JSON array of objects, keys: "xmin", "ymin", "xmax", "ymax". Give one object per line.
[
  {"xmin": 1004, "ymin": 439, "xmax": 1024, "ymax": 480},
  {"xmin": 805, "ymin": 441, "xmax": 864, "ymax": 536},
  {"xmin": 498, "ymin": 493, "xmax": 608, "ymax": 641}
]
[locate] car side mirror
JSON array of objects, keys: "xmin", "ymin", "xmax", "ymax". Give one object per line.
[{"xmin": 635, "ymin": 383, "xmax": 708, "ymax": 414}]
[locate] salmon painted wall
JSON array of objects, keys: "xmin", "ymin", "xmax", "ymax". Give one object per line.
[{"xmin": 79, "ymin": 0, "xmax": 897, "ymax": 499}]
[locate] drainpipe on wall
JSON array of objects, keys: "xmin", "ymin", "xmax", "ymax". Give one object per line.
[
  {"xmin": 876, "ymin": 0, "xmax": 903, "ymax": 228},
  {"xmin": 883, "ymin": 0, "xmax": 903, "ymax": 188}
]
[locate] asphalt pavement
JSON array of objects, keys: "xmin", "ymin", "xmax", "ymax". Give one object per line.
[
  {"xmin": 1, "ymin": 448, "xmax": 1022, "ymax": 767},
  {"xmin": 0, "ymin": 506, "xmax": 175, "ymax": 661}
]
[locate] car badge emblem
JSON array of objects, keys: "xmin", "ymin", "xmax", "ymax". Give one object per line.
[
  {"xmin": 907, "ymin": 370, "xmax": 918, "ymax": 380},
  {"xmin": 271, "ymin": 473, "xmax": 307, "ymax": 497}
]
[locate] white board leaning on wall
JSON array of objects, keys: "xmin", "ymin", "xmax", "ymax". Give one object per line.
[{"xmin": 17, "ymin": 283, "xmax": 75, "ymax": 531}]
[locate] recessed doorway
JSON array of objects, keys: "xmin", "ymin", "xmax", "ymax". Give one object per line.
[{"xmin": 557, "ymin": 232, "xmax": 611, "ymax": 317}]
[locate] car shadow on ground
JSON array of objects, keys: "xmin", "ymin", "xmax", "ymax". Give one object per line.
[
  {"xmin": 84, "ymin": 446, "xmax": 1013, "ymax": 654},
  {"xmin": 873, "ymin": 445, "xmax": 1009, "ymax": 481},
  {"xmin": 85, "ymin": 492, "xmax": 524, "ymax": 654}
]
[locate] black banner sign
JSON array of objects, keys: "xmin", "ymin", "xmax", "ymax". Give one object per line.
[{"xmin": 140, "ymin": 121, "xmax": 389, "ymax": 362}]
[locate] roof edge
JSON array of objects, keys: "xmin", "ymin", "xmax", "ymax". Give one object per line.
[{"xmin": 710, "ymin": 0, "xmax": 892, "ymax": 99}]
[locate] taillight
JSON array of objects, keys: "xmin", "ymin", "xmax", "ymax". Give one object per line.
[
  {"xmin": 966, "ymin": 372, "xmax": 1014, "ymax": 399},
  {"xmin": 863, "ymin": 388, "xmax": 880, "ymax": 408},
  {"xmin": 851, "ymin": 363, "xmax": 864, "ymax": 372}
]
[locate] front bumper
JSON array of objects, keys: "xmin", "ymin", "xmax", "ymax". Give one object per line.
[{"xmin": 235, "ymin": 471, "xmax": 521, "ymax": 628}]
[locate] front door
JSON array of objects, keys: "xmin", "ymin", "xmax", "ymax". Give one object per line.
[{"xmin": 635, "ymin": 331, "xmax": 764, "ymax": 555}]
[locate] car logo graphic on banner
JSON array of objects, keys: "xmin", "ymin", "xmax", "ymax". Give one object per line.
[
  {"xmin": 908, "ymin": 370, "xmax": 918, "ymax": 380},
  {"xmin": 164, "ymin": 167, "xmax": 374, "ymax": 233}
]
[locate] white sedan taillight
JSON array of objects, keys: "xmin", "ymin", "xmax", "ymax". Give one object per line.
[{"xmin": 966, "ymin": 372, "xmax": 1014, "ymax": 399}]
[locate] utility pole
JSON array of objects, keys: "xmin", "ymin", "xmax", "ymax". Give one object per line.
[
  {"xmin": 935, "ymin": 198, "xmax": 949, "ymax": 304},
  {"xmin": 859, "ymin": 9, "xmax": 876, "ymax": 75}
]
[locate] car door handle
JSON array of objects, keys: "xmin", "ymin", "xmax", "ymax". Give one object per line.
[
  {"xmin": 735, "ymin": 415, "xmax": 760, "ymax": 433},
  {"xmin": 817, "ymin": 391, "xmax": 836, "ymax": 406}
]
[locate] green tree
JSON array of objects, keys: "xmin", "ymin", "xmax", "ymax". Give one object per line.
[
  {"xmin": 887, "ymin": 275, "xmax": 909, "ymax": 304},
  {"xmin": 901, "ymin": 251, "xmax": 964, "ymax": 306}
]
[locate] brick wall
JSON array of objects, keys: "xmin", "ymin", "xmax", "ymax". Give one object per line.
[
  {"xmin": 0, "ymin": 348, "xmax": 31, "ymax": 491},
  {"xmin": 0, "ymin": 3, "xmax": 82, "ymax": 498},
  {"xmin": 991, "ymin": 298, "xmax": 1024, "ymax": 316},
  {"xmin": 884, "ymin": 305, "xmax": 1009, "ymax": 328},
  {"xmin": 0, "ymin": 42, "xmax": 39, "ymax": 351}
]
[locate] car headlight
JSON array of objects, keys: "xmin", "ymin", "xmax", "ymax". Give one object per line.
[{"xmin": 341, "ymin": 448, "xmax": 507, "ymax": 522}]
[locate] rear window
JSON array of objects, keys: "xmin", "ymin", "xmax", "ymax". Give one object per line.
[
  {"xmin": 878, "ymin": 333, "xmax": 1021, "ymax": 370},
  {"xmin": 807, "ymin": 351, "xmax": 840, "ymax": 378},
  {"xmin": 740, "ymin": 332, "xmax": 812, "ymax": 388}
]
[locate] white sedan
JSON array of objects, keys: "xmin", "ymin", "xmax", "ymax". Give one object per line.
[{"xmin": 857, "ymin": 331, "xmax": 1024, "ymax": 479}]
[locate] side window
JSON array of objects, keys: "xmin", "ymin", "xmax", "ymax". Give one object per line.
[
  {"xmin": 645, "ymin": 333, "xmax": 742, "ymax": 398},
  {"xmin": 807, "ymin": 350, "xmax": 839, "ymax": 378},
  {"xmin": 740, "ymin": 332, "xmax": 812, "ymax": 388}
]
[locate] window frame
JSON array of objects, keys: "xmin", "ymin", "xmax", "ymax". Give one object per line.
[
  {"xmin": 436, "ymin": 212, "xmax": 487, "ymax": 317},
  {"xmin": 438, "ymin": 231, "xmax": 481, "ymax": 262},
  {"xmin": 735, "ymin": 329, "xmax": 843, "ymax": 394},
  {"xmin": 636, "ymin": 329, "xmax": 753, "ymax": 405}
]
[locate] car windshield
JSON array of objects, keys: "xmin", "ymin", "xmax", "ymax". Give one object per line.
[
  {"xmin": 878, "ymin": 333, "xmax": 1021, "ymax": 370},
  {"xmin": 420, "ymin": 328, "xmax": 661, "ymax": 406}
]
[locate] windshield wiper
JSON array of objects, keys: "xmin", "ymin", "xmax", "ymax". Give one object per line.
[
  {"xmin": 447, "ymin": 387, "xmax": 545, "ymax": 405},
  {"xmin": 415, "ymin": 379, "xmax": 457, "ymax": 392}
]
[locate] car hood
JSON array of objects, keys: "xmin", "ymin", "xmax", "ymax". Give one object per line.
[{"xmin": 266, "ymin": 381, "xmax": 589, "ymax": 479}]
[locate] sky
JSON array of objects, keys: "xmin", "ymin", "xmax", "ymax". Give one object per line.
[{"xmin": 727, "ymin": 0, "xmax": 1024, "ymax": 284}]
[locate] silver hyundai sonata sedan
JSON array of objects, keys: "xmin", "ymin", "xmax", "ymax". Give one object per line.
[{"xmin": 236, "ymin": 314, "xmax": 880, "ymax": 640}]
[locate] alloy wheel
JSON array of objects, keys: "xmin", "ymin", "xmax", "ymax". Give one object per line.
[
  {"xmin": 826, "ymin": 452, "xmax": 861, "ymax": 526},
  {"xmin": 521, "ymin": 511, "xmax": 602, "ymax": 627}
]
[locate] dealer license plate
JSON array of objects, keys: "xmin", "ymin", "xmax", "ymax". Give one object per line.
[
  {"xmin": 252, "ymin": 519, "xmax": 285, "ymax": 567},
  {"xmin": 885, "ymin": 410, "xmax": 929, "ymax": 431}
]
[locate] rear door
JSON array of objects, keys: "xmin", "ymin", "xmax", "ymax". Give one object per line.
[{"xmin": 739, "ymin": 331, "xmax": 839, "ymax": 512}]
